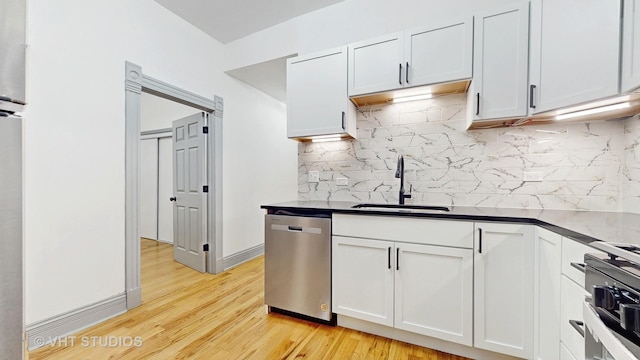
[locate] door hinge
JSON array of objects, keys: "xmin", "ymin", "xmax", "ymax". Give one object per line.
[
  {"xmin": 203, "ymin": 244, "xmax": 209, "ymax": 252},
  {"xmin": 203, "ymin": 185, "xmax": 209, "ymax": 193},
  {"xmin": 203, "ymin": 126, "xmax": 209, "ymax": 134}
]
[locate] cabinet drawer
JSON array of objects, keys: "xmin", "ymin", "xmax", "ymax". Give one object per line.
[
  {"xmin": 560, "ymin": 342, "xmax": 578, "ymax": 360},
  {"xmin": 560, "ymin": 275, "xmax": 587, "ymax": 360},
  {"xmin": 333, "ymin": 214, "xmax": 473, "ymax": 248},
  {"xmin": 561, "ymin": 237, "xmax": 603, "ymax": 287}
]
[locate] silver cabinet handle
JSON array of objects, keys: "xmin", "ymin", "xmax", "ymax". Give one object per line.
[
  {"xmin": 398, "ymin": 63, "xmax": 403, "ymax": 85},
  {"xmin": 570, "ymin": 262, "xmax": 586, "ymax": 274},
  {"xmin": 569, "ymin": 320, "xmax": 585, "ymax": 338}
]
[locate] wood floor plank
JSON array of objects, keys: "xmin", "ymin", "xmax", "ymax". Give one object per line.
[{"xmin": 28, "ymin": 239, "xmax": 470, "ymax": 360}]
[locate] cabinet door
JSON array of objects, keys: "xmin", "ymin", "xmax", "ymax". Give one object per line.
[
  {"xmin": 560, "ymin": 275, "xmax": 588, "ymax": 360},
  {"xmin": 332, "ymin": 236, "xmax": 394, "ymax": 326},
  {"xmin": 394, "ymin": 243, "xmax": 473, "ymax": 346},
  {"xmin": 287, "ymin": 47, "xmax": 349, "ymax": 138},
  {"xmin": 534, "ymin": 228, "xmax": 561, "ymax": 360},
  {"xmin": 348, "ymin": 33, "xmax": 404, "ymax": 96},
  {"xmin": 529, "ymin": 0, "xmax": 621, "ymax": 113},
  {"xmin": 474, "ymin": 223, "xmax": 535, "ymax": 358},
  {"xmin": 473, "ymin": 4, "xmax": 529, "ymax": 120},
  {"xmin": 622, "ymin": 0, "xmax": 640, "ymax": 92},
  {"xmin": 405, "ymin": 17, "xmax": 473, "ymax": 87}
]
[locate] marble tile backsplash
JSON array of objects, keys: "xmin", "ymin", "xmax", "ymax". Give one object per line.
[
  {"xmin": 298, "ymin": 93, "xmax": 634, "ymax": 211},
  {"xmin": 624, "ymin": 115, "xmax": 640, "ymax": 213}
]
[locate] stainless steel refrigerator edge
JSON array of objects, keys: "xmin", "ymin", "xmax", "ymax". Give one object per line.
[
  {"xmin": 0, "ymin": 115, "xmax": 23, "ymax": 359},
  {"xmin": 1, "ymin": 0, "xmax": 27, "ymax": 107},
  {"xmin": 1, "ymin": 0, "xmax": 26, "ymax": 357}
]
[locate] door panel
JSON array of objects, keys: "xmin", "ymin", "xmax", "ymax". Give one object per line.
[
  {"xmin": 172, "ymin": 113, "xmax": 207, "ymax": 272},
  {"xmin": 139, "ymin": 138, "xmax": 158, "ymax": 240},
  {"xmin": 395, "ymin": 243, "xmax": 473, "ymax": 346},
  {"xmin": 406, "ymin": 18, "xmax": 473, "ymax": 86},
  {"xmin": 158, "ymin": 138, "xmax": 173, "ymax": 242},
  {"xmin": 332, "ymin": 236, "xmax": 394, "ymax": 326}
]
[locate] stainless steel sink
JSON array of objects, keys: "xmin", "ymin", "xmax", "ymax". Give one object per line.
[{"xmin": 351, "ymin": 203, "xmax": 450, "ymax": 212}]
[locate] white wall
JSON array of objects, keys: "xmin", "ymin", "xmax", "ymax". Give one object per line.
[
  {"xmin": 25, "ymin": 0, "xmax": 297, "ymax": 325},
  {"xmin": 140, "ymin": 92, "xmax": 201, "ymax": 131},
  {"xmin": 224, "ymin": 0, "xmax": 519, "ymax": 71}
]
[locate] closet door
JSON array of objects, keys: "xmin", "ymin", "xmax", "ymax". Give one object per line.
[
  {"xmin": 139, "ymin": 138, "xmax": 159, "ymax": 239},
  {"xmin": 158, "ymin": 137, "xmax": 174, "ymax": 243}
]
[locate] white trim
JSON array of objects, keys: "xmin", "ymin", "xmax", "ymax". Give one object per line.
[
  {"xmin": 26, "ymin": 294, "xmax": 127, "ymax": 350},
  {"xmin": 125, "ymin": 61, "xmax": 224, "ymax": 312},
  {"xmin": 223, "ymin": 244, "xmax": 264, "ymax": 270}
]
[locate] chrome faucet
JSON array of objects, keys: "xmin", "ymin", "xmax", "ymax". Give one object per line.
[{"xmin": 395, "ymin": 155, "xmax": 412, "ymax": 205}]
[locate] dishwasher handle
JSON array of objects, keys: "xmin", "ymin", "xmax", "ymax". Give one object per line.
[{"xmin": 270, "ymin": 223, "xmax": 323, "ymax": 235}]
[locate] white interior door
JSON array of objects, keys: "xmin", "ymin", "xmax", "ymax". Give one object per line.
[
  {"xmin": 172, "ymin": 113, "xmax": 207, "ymax": 272},
  {"xmin": 139, "ymin": 138, "xmax": 158, "ymax": 240},
  {"xmin": 158, "ymin": 137, "xmax": 173, "ymax": 243}
]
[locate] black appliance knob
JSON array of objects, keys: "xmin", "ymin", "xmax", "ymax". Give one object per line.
[
  {"xmin": 620, "ymin": 304, "xmax": 640, "ymax": 333},
  {"xmin": 593, "ymin": 286, "xmax": 619, "ymax": 310}
]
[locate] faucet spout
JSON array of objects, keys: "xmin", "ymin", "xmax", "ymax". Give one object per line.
[{"xmin": 395, "ymin": 155, "xmax": 411, "ymax": 205}]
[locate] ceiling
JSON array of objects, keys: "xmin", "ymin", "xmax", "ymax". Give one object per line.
[{"xmin": 153, "ymin": 0, "xmax": 344, "ymax": 44}]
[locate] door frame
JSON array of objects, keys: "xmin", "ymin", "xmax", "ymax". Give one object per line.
[{"xmin": 124, "ymin": 61, "xmax": 224, "ymax": 310}]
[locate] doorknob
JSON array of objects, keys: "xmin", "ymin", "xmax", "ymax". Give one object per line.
[{"xmin": 169, "ymin": 197, "xmax": 176, "ymax": 201}]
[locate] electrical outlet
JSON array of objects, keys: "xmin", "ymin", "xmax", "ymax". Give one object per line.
[
  {"xmin": 336, "ymin": 177, "xmax": 348, "ymax": 186},
  {"xmin": 523, "ymin": 172, "xmax": 544, "ymax": 182},
  {"xmin": 308, "ymin": 171, "xmax": 320, "ymax": 183}
]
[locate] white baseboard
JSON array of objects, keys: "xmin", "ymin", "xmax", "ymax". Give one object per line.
[
  {"xmin": 26, "ymin": 293, "xmax": 127, "ymax": 350},
  {"xmin": 223, "ymin": 244, "xmax": 264, "ymax": 270}
]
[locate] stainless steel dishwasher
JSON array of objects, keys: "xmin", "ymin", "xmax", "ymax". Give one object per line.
[{"xmin": 264, "ymin": 213, "xmax": 333, "ymax": 323}]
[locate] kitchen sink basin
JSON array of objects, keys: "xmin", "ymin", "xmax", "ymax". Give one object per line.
[{"xmin": 351, "ymin": 203, "xmax": 450, "ymax": 212}]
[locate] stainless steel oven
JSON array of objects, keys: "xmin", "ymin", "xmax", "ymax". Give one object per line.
[{"xmin": 584, "ymin": 242, "xmax": 640, "ymax": 360}]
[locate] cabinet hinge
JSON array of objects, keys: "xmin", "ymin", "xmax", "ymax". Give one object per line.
[
  {"xmin": 203, "ymin": 126, "xmax": 209, "ymax": 134},
  {"xmin": 203, "ymin": 244, "xmax": 209, "ymax": 252},
  {"xmin": 203, "ymin": 185, "xmax": 209, "ymax": 193}
]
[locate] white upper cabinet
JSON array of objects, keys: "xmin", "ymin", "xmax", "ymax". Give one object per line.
[
  {"xmin": 622, "ymin": 0, "xmax": 640, "ymax": 93},
  {"xmin": 348, "ymin": 17, "xmax": 473, "ymax": 97},
  {"xmin": 287, "ymin": 46, "xmax": 357, "ymax": 139},
  {"xmin": 348, "ymin": 33, "xmax": 404, "ymax": 97},
  {"xmin": 528, "ymin": 0, "xmax": 621, "ymax": 114},
  {"xmin": 472, "ymin": 3, "xmax": 530, "ymax": 121},
  {"xmin": 404, "ymin": 18, "xmax": 473, "ymax": 88}
]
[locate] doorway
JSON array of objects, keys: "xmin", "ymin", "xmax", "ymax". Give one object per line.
[{"xmin": 124, "ymin": 61, "xmax": 224, "ymax": 310}]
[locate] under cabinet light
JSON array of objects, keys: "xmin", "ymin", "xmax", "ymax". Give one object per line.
[
  {"xmin": 555, "ymin": 103, "xmax": 630, "ymax": 120},
  {"xmin": 312, "ymin": 135, "xmax": 342, "ymax": 143},
  {"xmin": 392, "ymin": 93, "xmax": 433, "ymax": 103}
]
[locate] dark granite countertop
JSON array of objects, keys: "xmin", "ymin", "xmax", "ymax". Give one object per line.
[{"xmin": 261, "ymin": 201, "xmax": 640, "ymax": 247}]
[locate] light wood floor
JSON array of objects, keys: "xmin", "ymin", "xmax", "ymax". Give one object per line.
[{"xmin": 29, "ymin": 238, "xmax": 470, "ymax": 360}]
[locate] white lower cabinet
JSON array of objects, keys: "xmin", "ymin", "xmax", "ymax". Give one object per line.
[
  {"xmin": 394, "ymin": 243, "xmax": 473, "ymax": 346},
  {"xmin": 332, "ymin": 236, "xmax": 394, "ymax": 326},
  {"xmin": 534, "ymin": 228, "xmax": 562, "ymax": 360},
  {"xmin": 560, "ymin": 275, "xmax": 587, "ymax": 360},
  {"xmin": 560, "ymin": 342, "xmax": 578, "ymax": 360},
  {"xmin": 332, "ymin": 215, "xmax": 474, "ymax": 347},
  {"xmin": 473, "ymin": 222, "xmax": 535, "ymax": 359}
]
